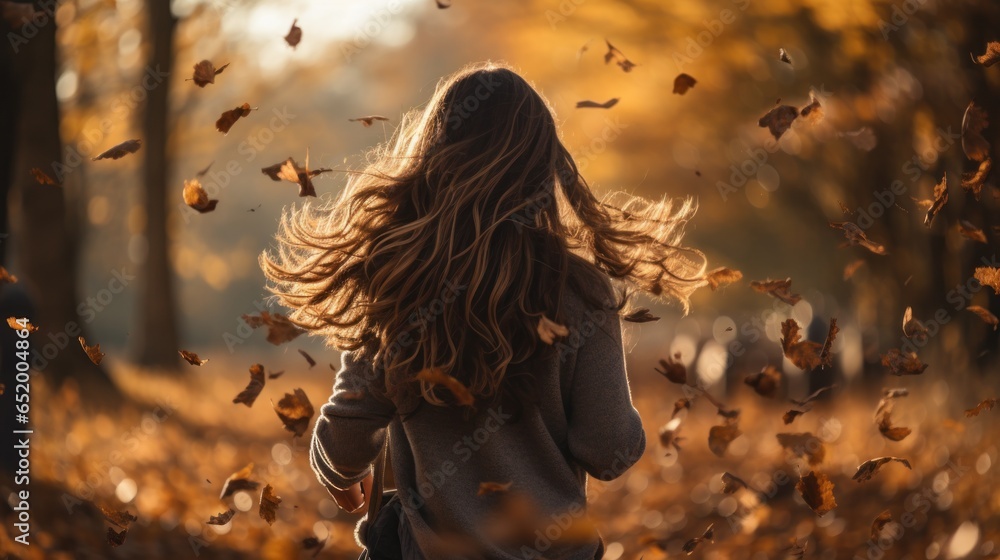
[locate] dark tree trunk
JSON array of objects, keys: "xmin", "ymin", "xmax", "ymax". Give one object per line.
[{"xmin": 134, "ymin": 1, "xmax": 180, "ymax": 367}]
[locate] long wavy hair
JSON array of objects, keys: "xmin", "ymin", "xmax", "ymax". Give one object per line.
[{"xmin": 262, "ymin": 62, "xmax": 706, "ymax": 408}]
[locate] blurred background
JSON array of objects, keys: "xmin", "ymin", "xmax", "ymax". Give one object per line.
[{"xmin": 1, "ymin": 0, "xmax": 999, "ymax": 558}]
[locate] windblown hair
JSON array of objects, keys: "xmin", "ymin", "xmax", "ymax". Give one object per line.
[{"xmin": 262, "ymin": 62, "xmax": 706, "ymax": 407}]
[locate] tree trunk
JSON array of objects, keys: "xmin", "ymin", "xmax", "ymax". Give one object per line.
[
  {"xmin": 134, "ymin": 1, "xmax": 180, "ymax": 367},
  {"xmin": 0, "ymin": 3, "xmax": 121, "ymax": 409}
]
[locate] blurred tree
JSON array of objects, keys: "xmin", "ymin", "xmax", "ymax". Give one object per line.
[
  {"xmin": 0, "ymin": 2, "xmax": 120, "ymax": 405},
  {"xmin": 134, "ymin": 0, "xmax": 180, "ymax": 367}
]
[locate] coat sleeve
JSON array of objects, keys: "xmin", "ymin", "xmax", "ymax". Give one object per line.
[
  {"xmin": 310, "ymin": 350, "xmax": 396, "ymax": 490},
  {"xmin": 564, "ymin": 310, "xmax": 646, "ymax": 481}
]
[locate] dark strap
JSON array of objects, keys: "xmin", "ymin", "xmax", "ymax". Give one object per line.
[{"xmin": 367, "ymin": 428, "xmax": 389, "ymax": 521}]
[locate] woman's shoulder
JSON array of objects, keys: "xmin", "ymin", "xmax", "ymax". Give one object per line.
[{"xmin": 563, "ymin": 254, "xmax": 618, "ymax": 316}]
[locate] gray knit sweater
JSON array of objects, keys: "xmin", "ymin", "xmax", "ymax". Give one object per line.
[{"xmin": 309, "ymin": 283, "xmax": 646, "ymax": 560}]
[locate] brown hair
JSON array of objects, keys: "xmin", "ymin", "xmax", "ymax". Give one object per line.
[{"xmin": 261, "ymin": 61, "xmax": 706, "ymax": 407}]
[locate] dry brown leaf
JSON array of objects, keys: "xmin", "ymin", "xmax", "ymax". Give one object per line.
[
  {"xmin": 819, "ymin": 318, "xmax": 838, "ymax": 369},
  {"xmin": 107, "ymin": 527, "xmax": 127, "ymax": 547},
  {"xmin": 262, "ymin": 151, "xmax": 331, "ymax": 197},
  {"xmin": 273, "ymin": 388, "xmax": 315, "ymax": 437},
  {"xmin": 100, "ymin": 506, "xmax": 137, "ymax": 528},
  {"xmin": 744, "ymin": 366, "xmax": 781, "ymax": 398},
  {"xmin": 880, "ymin": 348, "xmax": 928, "ymax": 376},
  {"xmin": 348, "ymin": 115, "xmax": 389, "ymax": 127},
  {"xmin": 671, "ymin": 397, "xmax": 691, "ymax": 418},
  {"xmin": 92, "ymin": 139, "xmax": 141, "ymax": 161},
  {"xmin": 924, "ymin": 173, "xmax": 949, "ymax": 226},
  {"xmin": 758, "ymin": 104, "xmax": 799, "ymax": 140},
  {"xmin": 435, "ymin": 0, "xmax": 451, "ymax": 8},
  {"xmin": 780, "ymin": 319, "xmax": 822, "ymax": 371},
  {"xmin": 216, "ymin": 103, "xmax": 254, "ymax": 134},
  {"xmin": 975, "ymin": 267, "xmax": 1000, "ymax": 295},
  {"xmin": 843, "ymin": 259, "xmax": 865, "ymax": 280},
  {"xmin": 623, "ymin": 308, "xmax": 659, "ymax": 323},
  {"xmin": 965, "ymin": 398, "xmax": 997, "ymax": 417},
  {"xmin": 284, "ymin": 19, "xmax": 302, "ymax": 48},
  {"xmin": 959, "ymin": 220, "xmax": 988, "ymax": 243},
  {"xmin": 242, "ymin": 311, "xmax": 306, "ymax": 345},
  {"xmin": 416, "ymin": 368, "xmax": 475, "ymax": 406},
  {"xmin": 799, "ymin": 93, "xmax": 823, "ymax": 122},
  {"xmin": 182, "ymin": 179, "xmax": 218, "ymax": 213},
  {"xmin": 901, "ymin": 307, "xmax": 928, "ymax": 340},
  {"xmin": 972, "ymin": 41, "xmax": 1000, "ymax": 66},
  {"xmin": 31, "ymin": 167, "xmax": 58, "ymax": 186},
  {"xmin": 79, "ymin": 336, "xmax": 104, "ymax": 365},
  {"xmin": 776, "ymin": 432, "xmax": 826, "ymax": 465},
  {"xmin": 871, "ymin": 510, "xmax": 893, "ymax": 541},
  {"xmin": 298, "ymin": 349, "xmax": 317, "ymax": 368},
  {"xmin": 779, "ymin": 48, "xmax": 791, "ymax": 64},
  {"xmin": 796, "ymin": 471, "xmax": 837, "ymax": 516},
  {"xmin": 654, "ymin": 352, "xmax": 687, "ymax": 384},
  {"xmin": 783, "ymin": 409, "xmax": 807, "ymax": 424},
  {"xmin": 790, "ymin": 384, "xmax": 837, "ymax": 407},
  {"xmin": 477, "ymin": 481, "xmax": 512, "ymax": 496},
  {"xmin": 673, "ymin": 73, "xmax": 697, "ymax": 95},
  {"xmin": 962, "ymin": 101, "xmax": 990, "ymax": 162},
  {"xmin": 830, "ymin": 221, "xmax": 887, "ymax": 255},
  {"xmin": 220, "ymin": 462, "xmax": 259, "ymax": 499},
  {"xmin": 708, "ymin": 418, "xmax": 741, "ymax": 457},
  {"xmin": 966, "ymin": 305, "xmax": 998, "ymax": 330},
  {"xmin": 721, "ymin": 472, "xmax": 748, "ymax": 494},
  {"xmin": 750, "ymin": 278, "xmax": 802, "ymax": 305},
  {"xmin": 681, "ymin": 524, "xmax": 714, "ymax": 554},
  {"xmin": 536, "ymin": 315, "xmax": 569, "ymax": 344},
  {"xmin": 259, "ymin": 484, "xmax": 281, "ymax": 525},
  {"xmin": 603, "ymin": 39, "xmax": 636, "ymax": 72},
  {"xmin": 206, "ymin": 508, "xmax": 236, "ymax": 525},
  {"xmin": 7, "ymin": 316, "xmax": 38, "ymax": 332},
  {"xmin": 705, "ymin": 267, "xmax": 743, "ymax": 290},
  {"xmin": 658, "ymin": 417, "xmax": 684, "ymax": 454},
  {"xmin": 178, "ymin": 350, "xmax": 209, "ymax": 366},
  {"xmin": 188, "ymin": 60, "xmax": 229, "ymax": 87},
  {"xmin": 877, "ymin": 409, "xmax": 911, "ymax": 441},
  {"xmin": 233, "ymin": 364, "xmax": 266, "ymax": 407},
  {"xmin": 961, "ymin": 159, "xmax": 991, "ymax": 200},
  {"xmin": 575, "ymin": 98, "xmax": 619, "ymax": 109},
  {"xmin": 852, "ymin": 456, "xmax": 912, "ymax": 482}
]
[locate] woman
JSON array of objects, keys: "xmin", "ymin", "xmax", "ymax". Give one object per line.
[{"xmin": 262, "ymin": 61, "xmax": 706, "ymax": 559}]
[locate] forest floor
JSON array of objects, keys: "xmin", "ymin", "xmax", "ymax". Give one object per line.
[{"xmin": 1, "ymin": 354, "xmax": 998, "ymax": 560}]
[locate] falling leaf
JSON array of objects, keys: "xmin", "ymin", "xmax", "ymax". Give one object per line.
[
  {"xmin": 623, "ymin": 308, "xmax": 659, "ymax": 323},
  {"xmin": 962, "ymin": 101, "xmax": 990, "ymax": 162},
  {"xmin": 233, "ymin": 364, "xmax": 266, "ymax": 407},
  {"xmin": 220, "ymin": 463, "xmax": 259, "ymax": 499},
  {"xmin": 799, "ymin": 93, "xmax": 823, "ymax": 122},
  {"xmin": 750, "ymin": 278, "xmax": 802, "ymax": 305},
  {"xmin": 901, "ymin": 307, "xmax": 928, "ymax": 340},
  {"xmin": 107, "ymin": 527, "xmax": 128, "ymax": 547},
  {"xmin": 843, "ymin": 259, "xmax": 865, "ymax": 280},
  {"xmin": 779, "ymin": 48, "xmax": 792, "ymax": 64},
  {"xmin": 966, "ymin": 305, "xmax": 998, "ymax": 330},
  {"xmin": 852, "ymin": 457, "xmax": 912, "ymax": 482},
  {"xmin": 575, "ymin": 98, "xmax": 619, "ymax": 109},
  {"xmin": 681, "ymin": 524, "xmax": 714, "ymax": 554},
  {"xmin": 262, "ymin": 151, "xmax": 332, "ymax": 197},
  {"xmin": 79, "ymin": 336, "xmax": 105, "ymax": 365},
  {"xmin": 349, "ymin": 115, "xmax": 390, "ymax": 127},
  {"xmin": 178, "ymin": 350, "xmax": 209, "ymax": 366},
  {"xmin": 959, "ymin": 220, "xmax": 988, "ymax": 243},
  {"xmin": 6, "ymin": 316, "xmax": 37, "ymax": 332},
  {"xmin": 972, "ymin": 41, "xmax": 1000, "ymax": 66},
  {"xmin": 435, "ymin": 0, "xmax": 451, "ymax": 8},
  {"xmin": 284, "ymin": 19, "xmax": 302, "ymax": 48},
  {"xmin": 871, "ymin": 510, "xmax": 893, "ymax": 541},
  {"xmin": 672, "ymin": 398, "xmax": 691, "ymax": 418},
  {"xmin": 603, "ymin": 39, "xmax": 636, "ymax": 72},
  {"xmin": 830, "ymin": 221, "xmax": 887, "ymax": 255},
  {"xmin": 298, "ymin": 349, "xmax": 317, "ymax": 368},
  {"xmin": 654, "ymin": 352, "xmax": 687, "ymax": 384},
  {"xmin": 790, "ymin": 385, "xmax": 837, "ymax": 407},
  {"xmin": 477, "ymin": 481, "xmax": 512, "ymax": 496},
  {"xmin": 0, "ymin": 266, "xmax": 17, "ymax": 285},
  {"xmin": 880, "ymin": 348, "xmax": 928, "ymax": 376},
  {"xmin": 877, "ymin": 409, "xmax": 911, "ymax": 441},
  {"xmin": 242, "ymin": 311, "xmax": 306, "ymax": 345},
  {"xmin": 188, "ymin": 60, "xmax": 229, "ymax": 87},
  {"xmin": 259, "ymin": 484, "xmax": 281, "ymax": 525},
  {"xmin": 216, "ymin": 103, "xmax": 254, "ymax": 134},
  {"xmin": 536, "ymin": 315, "xmax": 569, "ymax": 344},
  {"xmin": 673, "ymin": 73, "xmax": 697, "ymax": 95},
  {"xmin": 783, "ymin": 409, "xmax": 807, "ymax": 424},
  {"xmin": 273, "ymin": 388, "xmax": 315, "ymax": 437},
  {"xmin": 777, "ymin": 432, "xmax": 826, "ymax": 465},
  {"xmin": 758, "ymin": 104, "xmax": 799, "ymax": 140},
  {"xmin": 658, "ymin": 417, "xmax": 683, "ymax": 454},
  {"xmin": 819, "ymin": 318, "xmax": 838, "ymax": 368},
  {"xmin": 206, "ymin": 508, "xmax": 236, "ymax": 525},
  {"xmin": 415, "ymin": 368, "xmax": 475, "ymax": 406},
  {"xmin": 195, "ymin": 161, "xmax": 214, "ymax": 177},
  {"xmin": 923, "ymin": 173, "xmax": 949, "ymax": 226},
  {"xmin": 705, "ymin": 267, "xmax": 743, "ymax": 290},
  {"xmin": 780, "ymin": 319, "xmax": 822, "ymax": 371},
  {"xmin": 975, "ymin": 267, "xmax": 1000, "ymax": 295},
  {"xmin": 268, "ymin": 369, "xmax": 286, "ymax": 379},
  {"xmin": 302, "ymin": 536, "xmax": 328, "ymax": 557},
  {"xmin": 721, "ymin": 472, "xmax": 748, "ymax": 494},
  {"xmin": 31, "ymin": 167, "xmax": 58, "ymax": 186},
  {"xmin": 961, "ymin": 158, "xmax": 991, "ymax": 200},
  {"xmin": 182, "ymin": 179, "xmax": 218, "ymax": 213},
  {"xmin": 965, "ymin": 398, "xmax": 997, "ymax": 417},
  {"xmin": 92, "ymin": 139, "xmax": 141, "ymax": 161},
  {"xmin": 796, "ymin": 471, "xmax": 837, "ymax": 516},
  {"xmin": 838, "ymin": 127, "xmax": 877, "ymax": 151},
  {"xmin": 101, "ymin": 506, "xmax": 137, "ymax": 528},
  {"xmin": 708, "ymin": 418, "xmax": 741, "ymax": 457},
  {"xmin": 744, "ymin": 366, "xmax": 781, "ymax": 398}
]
